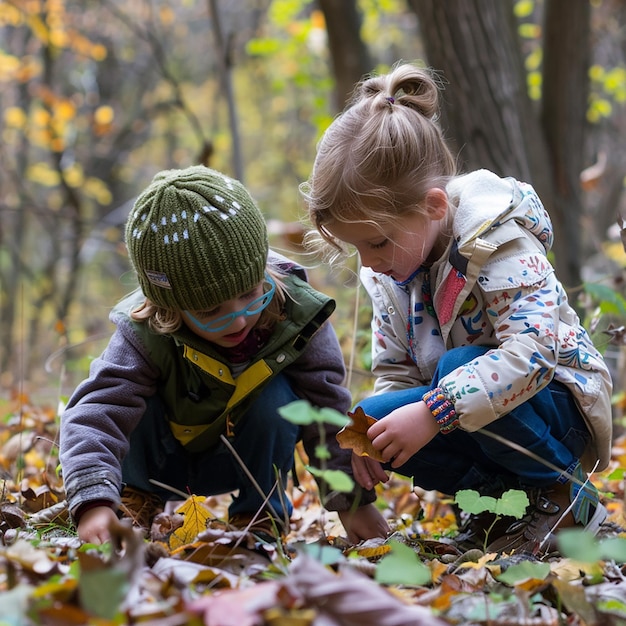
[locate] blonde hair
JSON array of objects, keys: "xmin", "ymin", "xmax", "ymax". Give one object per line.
[
  {"xmin": 301, "ymin": 62, "xmax": 457, "ymax": 262},
  {"xmin": 130, "ymin": 266, "xmax": 288, "ymax": 335}
]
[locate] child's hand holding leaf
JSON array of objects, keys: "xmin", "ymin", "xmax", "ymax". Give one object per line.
[{"xmin": 336, "ymin": 407, "xmax": 385, "ymax": 462}]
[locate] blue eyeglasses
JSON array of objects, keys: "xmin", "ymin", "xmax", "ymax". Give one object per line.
[{"xmin": 185, "ymin": 274, "xmax": 276, "ymax": 332}]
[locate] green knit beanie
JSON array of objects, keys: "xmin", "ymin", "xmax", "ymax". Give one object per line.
[{"xmin": 126, "ymin": 165, "xmax": 269, "ymax": 311}]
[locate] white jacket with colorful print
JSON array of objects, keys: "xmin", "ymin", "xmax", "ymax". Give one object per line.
[{"xmin": 360, "ymin": 170, "xmax": 613, "ymax": 472}]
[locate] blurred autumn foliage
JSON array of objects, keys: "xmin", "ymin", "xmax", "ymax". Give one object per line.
[{"xmin": 1, "ymin": 0, "xmax": 625, "ymax": 406}]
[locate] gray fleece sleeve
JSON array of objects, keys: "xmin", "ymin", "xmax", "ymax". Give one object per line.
[{"xmin": 59, "ymin": 319, "xmax": 160, "ymax": 516}]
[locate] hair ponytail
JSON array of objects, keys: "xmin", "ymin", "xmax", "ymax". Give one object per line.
[{"xmin": 302, "ymin": 62, "xmax": 457, "ymax": 260}]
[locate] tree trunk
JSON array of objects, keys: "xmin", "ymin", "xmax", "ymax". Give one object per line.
[
  {"xmin": 0, "ymin": 30, "xmax": 33, "ymax": 382},
  {"xmin": 317, "ymin": 0, "xmax": 373, "ymax": 110},
  {"xmin": 541, "ymin": 0, "xmax": 590, "ymax": 288},
  {"xmin": 583, "ymin": 0, "xmax": 626, "ymax": 251},
  {"xmin": 208, "ymin": 0, "xmax": 242, "ymax": 180},
  {"xmin": 405, "ymin": 0, "xmax": 588, "ymax": 287}
]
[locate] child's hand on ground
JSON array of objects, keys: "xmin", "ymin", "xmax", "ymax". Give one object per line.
[
  {"xmin": 77, "ymin": 505, "xmax": 118, "ymax": 544},
  {"xmin": 368, "ymin": 401, "xmax": 439, "ymax": 468},
  {"xmin": 338, "ymin": 503, "xmax": 389, "ymax": 544}
]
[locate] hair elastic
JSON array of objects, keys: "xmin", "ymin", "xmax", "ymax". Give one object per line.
[{"xmin": 386, "ymin": 96, "xmax": 395, "ymax": 105}]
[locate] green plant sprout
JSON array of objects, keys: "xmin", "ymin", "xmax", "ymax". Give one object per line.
[
  {"xmin": 455, "ymin": 488, "xmax": 530, "ymax": 550},
  {"xmin": 278, "ymin": 399, "xmax": 355, "ymax": 497},
  {"xmin": 278, "ymin": 399, "xmax": 355, "ymax": 564}
]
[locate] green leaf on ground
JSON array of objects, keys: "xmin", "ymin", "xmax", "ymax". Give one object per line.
[
  {"xmin": 375, "ymin": 540, "xmax": 431, "ymax": 586},
  {"xmin": 497, "ymin": 561, "xmax": 550, "ymax": 584},
  {"xmin": 455, "ymin": 488, "xmax": 529, "ymax": 518}
]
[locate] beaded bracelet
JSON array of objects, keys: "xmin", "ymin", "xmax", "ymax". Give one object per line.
[{"xmin": 423, "ymin": 387, "xmax": 460, "ymax": 434}]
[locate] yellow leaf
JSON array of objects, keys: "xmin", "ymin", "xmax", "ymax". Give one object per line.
[
  {"xmin": 264, "ymin": 607, "xmax": 317, "ymax": 625},
  {"xmin": 550, "ymin": 557, "xmax": 601, "ymax": 582},
  {"xmin": 169, "ymin": 495, "xmax": 210, "ymax": 549},
  {"xmin": 24, "ymin": 449, "xmax": 45, "ymax": 470},
  {"xmin": 518, "ymin": 23, "xmax": 541, "ymax": 39},
  {"xmin": 49, "ymin": 28, "xmax": 68, "ymax": 48},
  {"xmin": 431, "ymin": 559, "xmax": 449, "ymax": 583},
  {"xmin": 4, "ymin": 106, "xmax": 27, "ymax": 129},
  {"xmin": 63, "ymin": 163, "xmax": 84, "ymax": 188},
  {"xmin": 602, "ymin": 241, "xmax": 626, "ymax": 267},
  {"xmin": 32, "ymin": 107, "xmax": 51, "ymax": 127},
  {"xmin": 513, "ymin": 0, "xmax": 534, "ymax": 18},
  {"xmin": 84, "ymin": 177, "xmax": 113, "ymax": 205},
  {"xmin": 91, "ymin": 43, "xmax": 107, "ymax": 61},
  {"xmin": 457, "ymin": 552, "xmax": 500, "ymax": 572},
  {"xmin": 176, "ymin": 495, "xmax": 208, "ymax": 516},
  {"xmin": 355, "ymin": 543, "xmax": 391, "ymax": 558},
  {"xmin": 421, "ymin": 512, "xmax": 457, "ymax": 535},
  {"xmin": 54, "ymin": 100, "xmax": 76, "ymax": 122},
  {"xmin": 16, "ymin": 55, "xmax": 41, "ymax": 82},
  {"xmin": 26, "ymin": 14, "xmax": 50, "ymax": 44},
  {"xmin": 94, "ymin": 105, "xmax": 114, "ymax": 126},
  {"xmin": 0, "ymin": 53, "xmax": 20, "ymax": 81},
  {"xmin": 31, "ymin": 576, "xmax": 78, "ymax": 601},
  {"xmin": 0, "ymin": 3, "xmax": 23, "ymax": 27},
  {"xmin": 26, "ymin": 163, "xmax": 60, "ymax": 187}
]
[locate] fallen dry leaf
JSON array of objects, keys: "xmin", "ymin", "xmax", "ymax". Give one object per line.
[
  {"xmin": 336, "ymin": 407, "xmax": 385, "ymax": 462},
  {"xmin": 168, "ymin": 495, "xmax": 212, "ymax": 549},
  {"xmin": 3, "ymin": 398, "xmax": 626, "ymax": 626},
  {"xmin": 186, "ymin": 579, "xmax": 283, "ymax": 626},
  {"xmin": 285, "ymin": 556, "xmax": 448, "ymax": 626}
]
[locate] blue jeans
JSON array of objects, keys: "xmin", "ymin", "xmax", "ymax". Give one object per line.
[
  {"xmin": 121, "ymin": 374, "xmax": 300, "ymax": 518},
  {"xmin": 357, "ymin": 346, "xmax": 591, "ymax": 496}
]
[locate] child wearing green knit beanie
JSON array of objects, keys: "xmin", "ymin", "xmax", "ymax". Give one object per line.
[{"xmin": 59, "ymin": 165, "xmax": 388, "ymax": 546}]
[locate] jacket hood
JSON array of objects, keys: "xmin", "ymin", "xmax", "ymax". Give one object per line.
[{"xmin": 446, "ymin": 170, "xmax": 554, "ymax": 255}]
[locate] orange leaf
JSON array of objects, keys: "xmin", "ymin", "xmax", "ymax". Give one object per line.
[{"xmin": 336, "ymin": 407, "xmax": 384, "ymax": 462}]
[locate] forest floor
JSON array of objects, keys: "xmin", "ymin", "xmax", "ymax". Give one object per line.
[{"xmin": 1, "ymin": 393, "xmax": 626, "ymax": 626}]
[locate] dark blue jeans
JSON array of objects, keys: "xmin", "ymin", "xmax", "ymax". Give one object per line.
[
  {"xmin": 357, "ymin": 345, "xmax": 591, "ymax": 496},
  {"xmin": 121, "ymin": 374, "xmax": 300, "ymax": 519}
]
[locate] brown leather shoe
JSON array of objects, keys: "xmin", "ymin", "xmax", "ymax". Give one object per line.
[
  {"xmin": 227, "ymin": 511, "xmax": 286, "ymax": 542},
  {"xmin": 486, "ymin": 478, "xmax": 606, "ymax": 556},
  {"xmin": 118, "ymin": 486, "xmax": 164, "ymax": 533}
]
